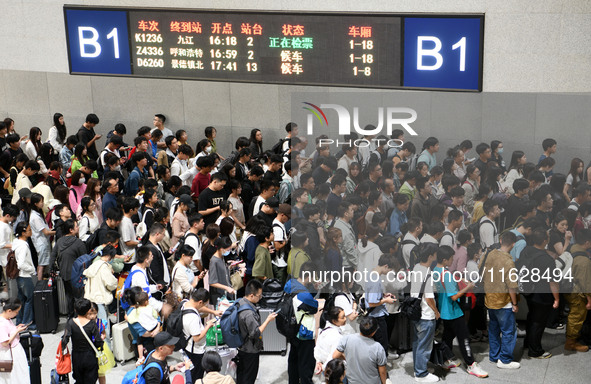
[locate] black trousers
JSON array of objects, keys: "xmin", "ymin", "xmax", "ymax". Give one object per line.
[
  {"xmin": 237, "ymin": 350, "xmax": 260, "ymax": 384},
  {"xmin": 373, "ymin": 315, "xmax": 390, "ymax": 356},
  {"xmin": 72, "ymin": 349, "xmax": 98, "ymax": 384},
  {"xmin": 63, "ymin": 279, "xmax": 82, "ymax": 318},
  {"xmin": 468, "ymin": 294, "xmax": 487, "ymax": 334},
  {"xmin": 185, "ymin": 349, "xmax": 205, "ymax": 381},
  {"xmin": 288, "ymin": 338, "xmax": 315, "ymax": 384},
  {"xmin": 525, "ymin": 297, "xmax": 552, "ymax": 357},
  {"xmin": 442, "ymin": 316, "xmax": 474, "ymax": 366}
]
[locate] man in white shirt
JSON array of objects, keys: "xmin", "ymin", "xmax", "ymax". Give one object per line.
[
  {"xmin": 271, "ymin": 204, "xmax": 291, "ymax": 284},
  {"xmin": 130, "ymin": 246, "xmax": 164, "ymax": 312},
  {"xmin": 152, "ymin": 114, "xmax": 174, "ymax": 149},
  {"xmin": 479, "ymin": 200, "xmax": 500, "ymax": 250},
  {"xmin": 119, "ymin": 197, "xmax": 140, "ymax": 264},
  {"xmin": 402, "ymin": 218, "xmax": 422, "ymax": 269},
  {"xmin": 11, "ymin": 162, "xmax": 38, "ymax": 204},
  {"xmin": 440, "ymin": 210, "xmax": 462, "ymax": 248},
  {"xmin": 181, "ymin": 288, "xmax": 217, "ymax": 380},
  {"xmin": 185, "ymin": 213, "xmax": 205, "ymax": 273},
  {"xmin": 410, "ymin": 243, "xmax": 440, "ymax": 383},
  {"xmin": 99, "ymin": 135, "xmax": 124, "ymax": 171},
  {"xmin": 171, "ymin": 144, "xmax": 199, "ymax": 187},
  {"xmin": 0, "ymin": 205, "xmax": 19, "ymax": 298}
]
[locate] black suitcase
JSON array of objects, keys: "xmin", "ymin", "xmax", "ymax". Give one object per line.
[
  {"xmin": 30, "ymin": 357, "xmax": 42, "ymax": 384},
  {"xmin": 389, "ymin": 312, "xmax": 412, "ymax": 352},
  {"xmin": 33, "ymin": 279, "xmax": 59, "ymax": 333}
]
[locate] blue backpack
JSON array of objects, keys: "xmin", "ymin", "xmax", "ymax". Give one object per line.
[
  {"xmin": 71, "ymin": 252, "xmax": 97, "ymax": 290},
  {"xmin": 220, "ymin": 300, "xmax": 254, "ymax": 348},
  {"xmin": 120, "ymin": 270, "xmax": 151, "ymax": 311},
  {"xmin": 121, "ymin": 350, "xmax": 162, "ymax": 384}
]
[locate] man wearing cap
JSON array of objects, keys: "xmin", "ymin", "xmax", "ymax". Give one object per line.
[
  {"xmin": 198, "ymin": 172, "xmax": 228, "ymax": 227},
  {"xmin": 142, "ymin": 331, "xmax": 187, "ymax": 384},
  {"xmin": 256, "ymin": 196, "xmax": 279, "ymax": 227},
  {"xmin": 11, "ymin": 160, "xmax": 38, "ymax": 204},
  {"xmin": 272, "ymin": 203, "xmax": 291, "ymax": 284}
]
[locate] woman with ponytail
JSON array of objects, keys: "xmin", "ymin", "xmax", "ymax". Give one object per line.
[
  {"xmin": 314, "ymin": 307, "xmax": 346, "ymax": 377},
  {"xmin": 324, "ymin": 359, "xmax": 346, "ymax": 384},
  {"xmin": 358, "ymin": 225, "xmax": 382, "ymax": 274},
  {"xmin": 0, "ymin": 298, "xmax": 30, "ymax": 384}
]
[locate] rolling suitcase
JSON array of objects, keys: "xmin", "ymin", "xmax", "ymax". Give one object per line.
[
  {"xmin": 259, "ymin": 308, "xmax": 287, "ymax": 355},
  {"xmin": 112, "ymin": 320, "xmax": 135, "ymax": 364},
  {"xmin": 33, "ymin": 279, "xmax": 59, "ymax": 333}
]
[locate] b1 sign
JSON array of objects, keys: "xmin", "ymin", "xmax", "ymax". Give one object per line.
[
  {"xmin": 65, "ymin": 9, "xmax": 132, "ymax": 75},
  {"xmin": 403, "ymin": 17, "xmax": 483, "ymax": 91}
]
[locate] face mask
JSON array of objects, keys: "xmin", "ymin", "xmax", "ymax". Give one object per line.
[
  {"xmin": 80, "ymin": 178, "xmax": 86, "ymax": 184},
  {"xmin": 205, "ymin": 146, "xmax": 212, "ymax": 153},
  {"xmin": 498, "ymin": 148, "xmax": 504, "ymax": 154},
  {"xmin": 222, "ymin": 250, "xmax": 231, "ymax": 256}
]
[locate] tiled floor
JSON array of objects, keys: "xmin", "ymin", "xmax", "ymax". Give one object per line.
[{"xmin": 36, "ymin": 319, "xmax": 588, "ymax": 383}]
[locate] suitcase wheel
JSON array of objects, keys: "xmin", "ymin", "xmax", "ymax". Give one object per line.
[{"xmin": 281, "ymin": 350, "xmax": 286, "ymax": 356}]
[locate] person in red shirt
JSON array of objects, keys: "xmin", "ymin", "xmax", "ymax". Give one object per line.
[{"xmin": 191, "ymin": 156, "xmax": 215, "ymax": 200}]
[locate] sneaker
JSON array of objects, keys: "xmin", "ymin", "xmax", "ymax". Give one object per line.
[
  {"xmin": 517, "ymin": 329, "xmax": 527, "ymax": 338},
  {"xmin": 497, "ymin": 361, "xmax": 521, "ymax": 369},
  {"xmin": 442, "ymin": 358, "xmax": 462, "ymax": 369},
  {"xmin": 415, "ymin": 373, "xmax": 440, "ymax": 382},
  {"xmin": 532, "ymin": 352, "xmax": 552, "ymax": 359},
  {"xmin": 467, "ymin": 362, "xmax": 489, "ymax": 378},
  {"xmin": 388, "ymin": 352, "xmax": 400, "ymax": 360},
  {"xmin": 386, "ymin": 379, "xmax": 394, "ymax": 384}
]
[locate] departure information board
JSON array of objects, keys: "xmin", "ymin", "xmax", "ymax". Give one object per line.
[{"xmin": 64, "ymin": 7, "xmax": 484, "ymax": 91}]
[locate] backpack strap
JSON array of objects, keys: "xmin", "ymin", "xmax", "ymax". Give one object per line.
[{"xmin": 139, "ymin": 362, "xmax": 163, "ymax": 381}]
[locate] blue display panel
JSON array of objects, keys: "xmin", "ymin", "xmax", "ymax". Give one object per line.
[
  {"xmin": 64, "ymin": 7, "xmax": 483, "ymax": 91},
  {"xmin": 65, "ymin": 9, "xmax": 132, "ymax": 75},
  {"xmin": 403, "ymin": 17, "xmax": 483, "ymax": 91}
]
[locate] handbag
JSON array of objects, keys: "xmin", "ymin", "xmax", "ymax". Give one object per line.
[
  {"xmin": 206, "ymin": 324, "xmax": 224, "ymax": 346},
  {"xmin": 97, "ymin": 343, "xmax": 116, "ymax": 375},
  {"xmin": 399, "ymin": 268, "xmax": 431, "ymax": 321},
  {"xmin": 5, "ymin": 250, "xmax": 19, "ymax": 279},
  {"xmin": 55, "ymin": 340, "xmax": 72, "ymax": 375},
  {"xmin": 73, "ymin": 319, "xmax": 113, "ymax": 372},
  {"xmin": 230, "ymin": 270, "xmax": 244, "ymax": 291},
  {"xmin": 0, "ymin": 347, "xmax": 13, "ymax": 373}
]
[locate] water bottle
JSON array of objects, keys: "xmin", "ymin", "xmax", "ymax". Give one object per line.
[
  {"xmin": 179, "ymin": 349, "xmax": 194, "ymax": 370},
  {"xmin": 47, "ymin": 278, "xmax": 53, "ymax": 288}
]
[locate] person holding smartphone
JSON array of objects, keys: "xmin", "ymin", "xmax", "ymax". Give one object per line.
[
  {"xmin": 0, "ymin": 298, "xmax": 31, "ymax": 384},
  {"xmin": 236, "ymin": 279, "xmax": 278, "ymax": 384}
]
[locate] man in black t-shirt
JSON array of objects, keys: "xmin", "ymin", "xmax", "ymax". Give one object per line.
[
  {"xmin": 77, "ymin": 113, "xmax": 101, "ymax": 161},
  {"xmin": 517, "ymin": 228, "xmax": 560, "ymax": 358},
  {"xmin": 143, "ymin": 332, "xmax": 187, "ymax": 384},
  {"xmin": 198, "ymin": 172, "xmax": 228, "ymax": 226}
]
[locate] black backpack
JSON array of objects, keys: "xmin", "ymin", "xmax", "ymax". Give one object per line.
[
  {"xmin": 397, "ymin": 238, "xmax": 419, "ymax": 269},
  {"xmin": 259, "ymin": 278, "xmax": 284, "ymax": 310},
  {"xmin": 85, "ymin": 226, "xmax": 105, "ymax": 253},
  {"xmin": 174, "ymin": 232, "xmax": 200, "ymax": 261},
  {"xmin": 166, "ymin": 300, "xmax": 195, "ymax": 351},
  {"xmin": 468, "ymin": 218, "xmax": 495, "ymax": 249},
  {"xmin": 271, "ymin": 138, "xmax": 287, "ymax": 155},
  {"xmin": 275, "ymin": 292, "xmax": 301, "ymax": 340}
]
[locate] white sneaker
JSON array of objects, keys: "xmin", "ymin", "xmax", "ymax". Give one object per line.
[
  {"xmin": 497, "ymin": 360, "xmax": 520, "ymax": 369},
  {"xmin": 467, "ymin": 362, "xmax": 488, "ymax": 378},
  {"xmin": 388, "ymin": 352, "xmax": 400, "ymax": 360},
  {"xmin": 442, "ymin": 358, "xmax": 461, "ymax": 369},
  {"xmin": 415, "ymin": 373, "xmax": 440, "ymax": 382},
  {"xmin": 386, "ymin": 379, "xmax": 394, "ymax": 384}
]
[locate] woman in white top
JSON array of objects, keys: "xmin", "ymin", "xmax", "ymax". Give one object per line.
[
  {"xmin": 0, "ymin": 298, "xmax": 31, "ymax": 384},
  {"xmin": 24, "ymin": 127, "xmax": 43, "ymax": 161},
  {"xmin": 449, "ymin": 147, "xmax": 466, "ymax": 180},
  {"xmin": 78, "ymin": 197, "xmax": 100, "ymax": 242},
  {"xmin": 314, "ymin": 307, "xmax": 346, "ymax": 374},
  {"xmin": 565, "ymin": 157, "xmax": 584, "ymax": 198},
  {"xmin": 29, "ymin": 193, "xmax": 55, "ymax": 279},
  {"xmin": 47, "ymin": 113, "xmax": 67, "ymax": 153},
  {"xmin": 227, "ymin": 180, "xmax": 245, "ymax": 230},
  {"xmin": 502, "ymin": 150, "xmax": 526, "ymax": 194},
  {"xmin": 13, "ymin": 222, "xmax": 36, "ymax": 328},
  {"xmin": 171, "ymin": 245, "xmax": 204, "ymax": 298}
]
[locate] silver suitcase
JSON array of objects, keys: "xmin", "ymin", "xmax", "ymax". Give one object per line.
[
  {"xmin": 112, "ymin": 321, "xmax": 135, "ymax": 363},
  {"xmin": 259, "ymin": 309, "xmax": 287, "ymax": 355}
]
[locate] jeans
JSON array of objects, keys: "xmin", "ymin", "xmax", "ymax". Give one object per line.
[
  {"xmin": 411, "ymin": 319, "xmax": 436, "ymax": 378},
  {"xmin": 488, "ymin": 307, "xmax": 517, "ymax": 364},
  {"xmin": 16, "ymin": 277, "xmax": 34, "ymax": 326}
]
